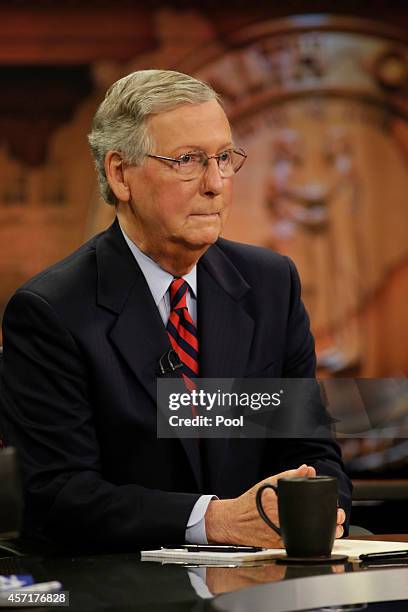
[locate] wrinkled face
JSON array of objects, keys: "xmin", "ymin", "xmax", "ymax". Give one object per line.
[{"xmin": 122, "ymin": 99, "xmax": 234, "ymax": 254}]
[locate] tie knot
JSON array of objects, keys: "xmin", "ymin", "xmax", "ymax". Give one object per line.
[{"xmin": 169, "ymin": 278, "xmax": 189, "ymax": 310}]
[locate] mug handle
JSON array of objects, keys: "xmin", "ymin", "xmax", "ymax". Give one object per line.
[{"xmin": 256, "ymin": 483, "xmax": 281, "ymax": 536}]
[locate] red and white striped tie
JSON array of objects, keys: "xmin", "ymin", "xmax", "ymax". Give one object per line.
[{"xmin": 166, "ymin": 278, "xmax": 199, "ymax": 392}]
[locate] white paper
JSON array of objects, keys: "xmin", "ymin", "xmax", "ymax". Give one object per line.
[
  {"xmin": 333, "ymin": 538, "xmax": 408, "ymax": 560},
  {"xmin": 141, "ymin": 539, "xmax": 408, "ymax": 564}
]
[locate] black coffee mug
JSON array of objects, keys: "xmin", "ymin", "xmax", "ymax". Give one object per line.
[{"xmin": 256, "ymin": 476, "xmax": 338, "ymax": 557}]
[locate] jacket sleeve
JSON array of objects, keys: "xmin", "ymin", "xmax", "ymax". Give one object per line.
[{"xmin": 1, "ymin": 289, "xmax": 200, "ymax": 551}]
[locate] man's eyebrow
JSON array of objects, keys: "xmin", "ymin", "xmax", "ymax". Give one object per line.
[{"xmin": 171, "ymin": 142, "xmax": 234, "ymax": 155}]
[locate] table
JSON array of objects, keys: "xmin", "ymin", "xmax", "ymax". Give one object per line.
[{"xmin": 0, "ymin": 536, "xmax": 407, "ymax": 611}]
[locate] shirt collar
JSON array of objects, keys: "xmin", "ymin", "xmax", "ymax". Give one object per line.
[{"xmin": 119, "ymin": 223, "xmax": 197, "ymax": 305}]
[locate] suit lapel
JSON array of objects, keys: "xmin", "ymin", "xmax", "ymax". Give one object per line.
[
  {"xmin": 96, "ymin": 220, "xmax": 203, "ymax": 489},
  {"xmin": 96, "ymin": 219, "xmax": 169, "ymax": 405},
  {"xmin": 198, "ymin": 243, "xmax": 254, "ymax": 378}
]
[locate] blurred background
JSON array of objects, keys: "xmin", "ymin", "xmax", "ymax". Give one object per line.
[{"xmin": 0, "ymin": 0, "xmax": 407, "ymax": 530}]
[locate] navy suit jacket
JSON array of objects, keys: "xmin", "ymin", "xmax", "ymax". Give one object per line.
[{"xmin": 1, "ymin": 219, "xmax": 351, "ymax": 550}]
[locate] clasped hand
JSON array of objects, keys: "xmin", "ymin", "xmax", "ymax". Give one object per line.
[{"xmin": 205, "ymin": 464, "xmax": 345, "ymax": 547}]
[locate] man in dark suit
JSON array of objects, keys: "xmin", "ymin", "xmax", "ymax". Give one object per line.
[{"xmin": 1, "ymin": 70, "xmax": 351, "ymax": 550}]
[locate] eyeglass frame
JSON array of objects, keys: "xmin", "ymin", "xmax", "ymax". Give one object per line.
[{"xmin": 145, "ymin": 147, "xmax": 247, "ymax": 177}]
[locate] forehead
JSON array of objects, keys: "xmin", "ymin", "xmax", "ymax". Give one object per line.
[{"xmin": 147, "ymin": 99, "xmax": 232, "ymax": 153}]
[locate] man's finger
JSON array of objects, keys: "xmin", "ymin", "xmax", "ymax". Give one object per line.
[
  {"xmin": 336, "ymin": 524, "xmax": 344, "ymax": 538},
  {"xmin": 337, "ymin": 508, "xmax": 346, "ymax": 525},
  {"xmin": 271, "ymin": 464, "xmax": 314, "ymax": 483},
  {"xmin": 305, "ymin": 466, "xmax": 316, "ymax": 477}
]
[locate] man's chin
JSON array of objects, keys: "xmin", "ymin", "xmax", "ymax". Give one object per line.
[{"xmin": 182, "ymin": 230, "xmax": 221, "ymax": 251}]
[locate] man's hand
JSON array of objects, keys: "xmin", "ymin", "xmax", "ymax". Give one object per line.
[
  {"xmin": 336, "ymin": 507, "xmax": 346, "ymax": 538},
  {"xmin": 205, "ymin": 464, "xmax": 316, "ymax": 547}
]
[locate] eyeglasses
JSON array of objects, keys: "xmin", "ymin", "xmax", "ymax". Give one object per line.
[{"xmin": 146, "ymin": 148, "xmax": 247, "ymax": 179}]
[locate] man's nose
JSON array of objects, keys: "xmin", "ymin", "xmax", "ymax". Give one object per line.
[{"xmin": 200, "ymin": 158, "xmax": 224, "ymax": 196}]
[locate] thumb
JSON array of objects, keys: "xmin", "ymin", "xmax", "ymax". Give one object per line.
[{"xmin": 270, "ymin": 464, "xmax": 311, "ymax": 484}]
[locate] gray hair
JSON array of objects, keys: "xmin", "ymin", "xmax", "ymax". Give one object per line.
[{"xmin": 88, "ymin": 69, "xmax": 219, "ymax": 205}]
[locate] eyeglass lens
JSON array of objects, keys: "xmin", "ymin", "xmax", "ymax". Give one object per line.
[{"xmin": 176, "ymin": 150, "xmax": 246, "ymax": 178}]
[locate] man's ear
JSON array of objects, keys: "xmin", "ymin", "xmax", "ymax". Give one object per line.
[{"xmin": 104, "ymin": 151, "xmax": 130, "ymax": 202}]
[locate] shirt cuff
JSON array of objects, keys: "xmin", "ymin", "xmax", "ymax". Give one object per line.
[{"xmin": 185, "ymin": 494, "xmax": 218, "ymax": 544}]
